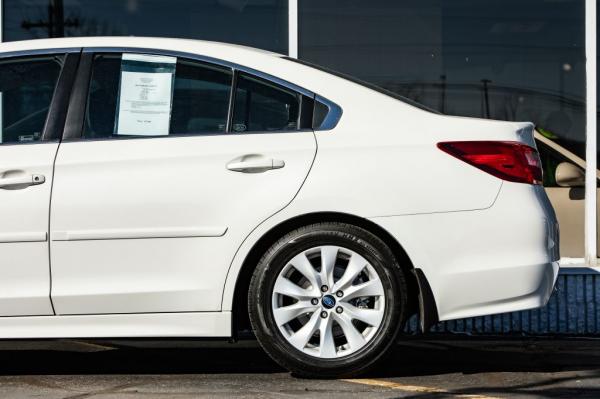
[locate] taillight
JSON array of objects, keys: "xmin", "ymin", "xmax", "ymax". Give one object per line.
[{"xmin": 437, "ymin": 141, "xmax": 543, "ymax": 185}]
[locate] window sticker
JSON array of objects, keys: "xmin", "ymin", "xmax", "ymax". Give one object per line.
[{"xmin": 115, "ymin": 53, "xmax": 177, "ymax": 136}]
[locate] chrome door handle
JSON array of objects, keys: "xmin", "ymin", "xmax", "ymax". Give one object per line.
[
  {"xmin": 0, "ymin": 174, "xmax": 45, "ymax": 189},
  {"xmin": 226, "ymin": 158, "xmax": 285, "ymax": 173}
]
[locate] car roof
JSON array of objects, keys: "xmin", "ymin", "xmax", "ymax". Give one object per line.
[{"xmin": 0, "ymin": 37, "xmax": 282, "ymax": 63}]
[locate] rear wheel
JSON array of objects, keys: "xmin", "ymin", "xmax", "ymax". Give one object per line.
[{"xmin": 248, "ymin": 222, "xmax": 408, "ymax": 378}]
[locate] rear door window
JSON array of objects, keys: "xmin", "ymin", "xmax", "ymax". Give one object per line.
[
  {"xmin": 82, "ymin": 52, "xmax": 313, "ymax": 139},
  {"xmin": 232, "ymin": 73, "xmax": 301, "ymax": 133},
  {"xmin": 83, "ymin": 53, "xmax": 233, "ymax": 138}
]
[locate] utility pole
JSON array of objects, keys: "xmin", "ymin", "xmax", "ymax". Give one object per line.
[
  {"xmin": 439, "ymin": 74, "xmax": 446, "ymax": 114},
  {"xmin": 21, "ymin": 0, "xmax": 79, "ymax": 38},
  {"xmin": 481, "ymin": 79, "xmax": 491, "ymax": 119}
]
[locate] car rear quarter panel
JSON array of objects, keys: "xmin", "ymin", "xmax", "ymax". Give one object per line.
[{"xmin": 290, "ymin": 86, "xmax": 536, "ymax": 217}]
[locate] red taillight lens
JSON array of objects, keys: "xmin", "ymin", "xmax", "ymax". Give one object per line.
[{"xmin": 437, "ymin": 141, "xmax": 543, "ymax": 185}]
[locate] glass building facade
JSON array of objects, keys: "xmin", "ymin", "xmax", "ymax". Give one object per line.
[
  {"xmin": 3, "ymin": 1, "xmax": 586, "ymax": 156},
  {"xmin": 299, "ymin": 0, "xmax": 587, "ymax": 161},
  {"xmin": 1, "ymin": 0, "xmax": 595, "ymax": 259},
  {"xmin": 3, "ymin": 0, "xmax": 289, "ymax": 53}
]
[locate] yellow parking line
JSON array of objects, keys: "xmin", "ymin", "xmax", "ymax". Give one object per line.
[{"xmin": 342, "ymin": 378, "xmax": 500, "ymax": 399}]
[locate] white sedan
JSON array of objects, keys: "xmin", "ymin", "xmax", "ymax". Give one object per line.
[{"xmin": 0, "ymin": 37, "xmax": 559, "ymax": 377}]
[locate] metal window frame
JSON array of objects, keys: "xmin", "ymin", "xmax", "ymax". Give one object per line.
[
  {"xmin": 288, "ymin": 0, "xmax": 298, "ymax": 58},
  {"xmin": 585, "ymin": 0, "xmax": 597, "ymax": 266}
]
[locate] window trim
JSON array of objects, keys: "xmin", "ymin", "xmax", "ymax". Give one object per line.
[
  {"xmin": 42, "ymin": 52, "xmax": 81, "ymax": 142},
  {"xmin": 314, "ymin": 95, "xmax": 342, "ymax": 131},
  {"xmin": 63, "ymin": 52, "xmax": 93, "ymax": 140},
  {"xmin": 225, "ymin": 69, "xmax": 239, "ymax": 133},
  {"xmin": 0, "ymin": 47, "xmax": 82, "ymax": 59},
  {"xmin": 63, "ymin": 47, "xmax": 318, "ymax": 141}
]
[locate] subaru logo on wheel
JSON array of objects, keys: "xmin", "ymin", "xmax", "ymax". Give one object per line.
[{"xmin": 321, "ymin": 295, "xmax": 336, "ymax": 309}]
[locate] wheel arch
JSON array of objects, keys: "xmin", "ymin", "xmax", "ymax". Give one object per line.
[{"xmin": 230, "ymin": 211, "xmax": 421, "ymax": 338}]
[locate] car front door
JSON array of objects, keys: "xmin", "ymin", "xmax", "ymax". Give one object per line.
[
  {"xmin": 49, "ymin": 51, "xmax": 317, "ymax": 314},
  {"xmin": 0, "ymin": 51, "xmax": 78, "ymax": 316}
]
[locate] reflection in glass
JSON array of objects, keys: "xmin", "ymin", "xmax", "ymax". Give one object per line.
[
  {"xmin": 299, "ymin": 0, "xmax": 587, "ymax": 161},
  {"xmin": 0, "ymin": 56, "xmax": 62, "ymax": 144},
  {"xmin": 4, "ymin": 0, "xmax": 288, "ymax": 54}
]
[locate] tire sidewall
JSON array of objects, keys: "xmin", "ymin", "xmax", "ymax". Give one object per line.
[{"xmin": 250, "ymin": 224, "xmax": 407, "ymax": 376}]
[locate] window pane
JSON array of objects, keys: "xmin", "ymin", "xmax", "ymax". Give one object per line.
[
  {"xmin": 83, "ymin": 54, "xmax": 232, "ymax": 138},
  {"xmin": 299, "ymin": 0, "xmax": 586, "ymax": 162},
  {"xmin": 4, "ymin": 0, "xmax": 288, "ymax": 53},
  {"xmin": 0, "ymin": 56, "xmax": 62, "ymax": 144},
  {"xmin": 171, "ymin": 60, "xmax": 231, "ymax": 134},
  {"xmin": 232, "ymin": 74, "xmax": 300, "ymax": 132}
]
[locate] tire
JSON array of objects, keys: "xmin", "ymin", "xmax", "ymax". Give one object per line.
[{"xmin": 248, "ymin": 222, "xmax": 408, "ymax": 378}]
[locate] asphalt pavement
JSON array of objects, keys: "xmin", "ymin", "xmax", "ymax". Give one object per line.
[{"xmin": 0, "ymin": 337, "xmax": 598, "ymax": 398}]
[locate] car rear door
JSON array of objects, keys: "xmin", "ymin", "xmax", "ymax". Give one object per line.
[
  {"xmin": 49, "ymin": 50, "xmax": 316, "ymax": 314},
  {"xmin": 0, "ymin": 50, "xmax": 78, "ymax": 316}
]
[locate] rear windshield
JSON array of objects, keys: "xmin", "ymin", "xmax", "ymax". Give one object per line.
[{"xmin": 282, "ymin": 56, "xmax": 440, "ymax": 115}]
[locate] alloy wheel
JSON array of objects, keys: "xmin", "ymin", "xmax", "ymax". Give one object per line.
[{"xmin": 271, "ymin": 245, "xmax": 386, "ymax": 359}]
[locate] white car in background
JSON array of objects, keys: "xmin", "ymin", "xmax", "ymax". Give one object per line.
[{"xmin": 0, "ymin": 37, "xmax": 558, "ymax": 377}]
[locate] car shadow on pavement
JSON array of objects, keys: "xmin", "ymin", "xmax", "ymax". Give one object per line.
[
  {"xmin": 0, "ymin": 337, "xmax": 598, "ymax": 377},
  {"xmin": 373, "ymin": 337, "xmax": 600, "ymax": 377},
  {"xmin": 0, "ymin": 341, "xmax": 283, "ymax": 375}
]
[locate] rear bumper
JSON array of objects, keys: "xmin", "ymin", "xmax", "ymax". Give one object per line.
[
  {"xmin": 435, "ymin": 259, "xmax": 559, "ymax": 320},
  {"xmin": 371, "ymin": 182, "xmax": 560, "ymax": 322}
]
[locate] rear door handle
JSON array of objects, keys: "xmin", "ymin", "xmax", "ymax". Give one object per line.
[
  {"xmin": 226, "ymin": 158, "xmax": 285, "ymax": 173},
  {"xmin": 0, "ymin": 174, "xmax": 45, "ymax": 189}
]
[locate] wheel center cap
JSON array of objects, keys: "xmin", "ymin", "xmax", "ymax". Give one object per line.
[{"xmin": 321, "ymin": 294, "xmax": 336, "ymax": 309}]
